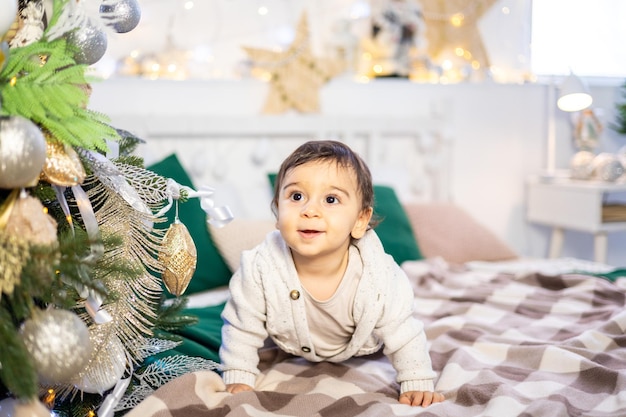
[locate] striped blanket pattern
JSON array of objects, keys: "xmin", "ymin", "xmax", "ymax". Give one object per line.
[{"xmin": 127, "ymin": 262, "xmax": 626, "ymax": 416}]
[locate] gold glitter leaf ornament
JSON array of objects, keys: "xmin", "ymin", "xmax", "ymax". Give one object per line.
[
  {"xmin": 159, "ymin": 221, "xmax": 197, "ymax": 297},
  {"xmin": 41, "ymin": 139, "xmax": 86, "ymax": 186}
]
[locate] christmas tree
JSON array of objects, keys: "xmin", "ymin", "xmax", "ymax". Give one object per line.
[
  {"xmin": 0, "ymin": 1, "xmax": 222, "ymax": 415},
  {"xmin": 614, "ymin": 80, "xmax": 626, "ymax": 135}
]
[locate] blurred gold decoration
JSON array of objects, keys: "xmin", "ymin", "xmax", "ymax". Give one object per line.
[
  {"xmin": 41, "ymin": 139, "xmax": 86, "ymax": 186},
  {"xmin": 0, "ymin": 192, "xmax": 58, "ymax": 289},
  {"xmin": 243, "ymin": 12, "xmax": 343, "ymax": 114},
  {"xmin": 420, "ymin": 0, "xmax": 497, "ymax": 79},
  {"xmin": 159, "ymin": 220, "xmax": 197, "ymax": 296},
  {"xmin": 4, "ymin": 194, "xmax": 58, "ymax": 246},
  {"xmin": 0, "ymin": 190, "xmax": 28, "ymax": 299}
]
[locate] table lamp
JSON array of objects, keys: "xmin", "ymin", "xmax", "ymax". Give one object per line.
[
  {"xmin": 557, "ymin": 72, "xmax": 593, "ymax": 112},
  {"xmin": 545, "ymin": 72, "xmax": 593, "ymax": 178}
]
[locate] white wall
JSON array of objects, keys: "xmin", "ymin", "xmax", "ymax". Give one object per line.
[{"xmin": 89, "ymin": 77, "xmax": 626, "ymax": 266}]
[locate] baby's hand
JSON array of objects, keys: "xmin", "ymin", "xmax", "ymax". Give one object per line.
[
  {"xmin": 225, "ymin": 383, "xmax": 254, "ymax": 394},
  {"xmin": 399, "ymin": 390, "xmax": 445, "ymax": 407}
]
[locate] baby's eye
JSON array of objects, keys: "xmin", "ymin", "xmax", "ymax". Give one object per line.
[
  {"xmin": 290, "ymin": 192, "xmax": 303, "ymax": 201},
  {"xmin": 325, "ymin": 195, "xmax": 339, "ymax": 204}
]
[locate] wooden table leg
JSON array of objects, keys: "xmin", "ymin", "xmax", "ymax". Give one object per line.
[
  {"xmin": 594, "ymin": 232, "xmax": 608, "ymax": 264},
  {"xmin": 549, "ymin": 227, "xmax": 564, "ymax": 259}
]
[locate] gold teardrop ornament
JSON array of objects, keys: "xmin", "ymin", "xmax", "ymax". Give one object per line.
[
  {"xmin": 159, "ymin": 221, "xmax": 197, "ymax": 296},
  {"xmin": 40, "ymin": 139, "xmax": 86, "ymax": 186}
]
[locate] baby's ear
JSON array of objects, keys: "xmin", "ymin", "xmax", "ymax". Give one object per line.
[{"xmin": 351, "ymin": 207, "xmax": 373, "ymax": 239}]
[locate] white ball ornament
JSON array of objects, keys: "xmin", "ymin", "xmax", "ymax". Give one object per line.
[
  {"xmin": 569, "ymin": 151, "xmax": 595, "ymax": 180},
  {"xmin": 0, "ymin": 0, "xmax": 18, "ymax": 36},
  {"xmin": 100, "ymin": 0, "xmax": 141, "ymax": 33},
  {"xmin": 71, "ymin": 333, "xmax": 127, "ymax": 394},
  {"xmin": 13, "ymin": 400, "xmax": 49, "ymax": 417},
  {"xmin": 0, "ymin": 397, "xmax": 18, "ymax": 417},
  {"xmin": 0, "ymin": 398, "xmax": 50, "ymax": 417},
  {"xmin": 20, "ymin": 309, "xmax": 92, "ymax": 385},
  {"xmin": 0, "ymin": 115, "xmax": 47, "ymax": 189}
]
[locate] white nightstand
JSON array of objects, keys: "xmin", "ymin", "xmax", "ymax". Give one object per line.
[{"xmin": 527, "ymin": 176, "xmax": 626, "ymax": 263}]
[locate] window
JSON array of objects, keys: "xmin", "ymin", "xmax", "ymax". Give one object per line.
[{"xmin": 531, "ymin": 0, "xmax": 626, "ymax": 78}]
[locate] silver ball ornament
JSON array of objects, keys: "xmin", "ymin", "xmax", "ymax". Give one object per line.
[
  {"xmin": 593, "ymin": 153, "xmax": 624, "ymax": 182},
  {"xmin": 0, "ymin": 115, "xmax": 47, "ymax": 189},
  {"xmin": 20, "ymin": 309, "xmax": 92, "ymax": 385},
  {"xmin": 100, "ymin": 0, "xmax": 141, "ymax": 33},
  {"xmin": 67, "ymin": 22, "xmax": 108, "ymax": 65}
]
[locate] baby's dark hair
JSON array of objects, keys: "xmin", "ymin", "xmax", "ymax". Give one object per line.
[{"xmin": 271, "ymin": 140, "xmax": 375, "ymax": 225}]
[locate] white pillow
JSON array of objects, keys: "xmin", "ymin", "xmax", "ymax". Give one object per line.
[{"xmin": 209, "ymin": 218, "xmax": 276, "ymax": 272}]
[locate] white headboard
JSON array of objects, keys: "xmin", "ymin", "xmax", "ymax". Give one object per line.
[{"xmin": 111, "ymin": 114, "xmax": 452, "ymax": 220}]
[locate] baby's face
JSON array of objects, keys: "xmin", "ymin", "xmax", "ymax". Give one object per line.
[{"xmin": 275, "ymin": 160, "xmax": 371, "ymax": 264}]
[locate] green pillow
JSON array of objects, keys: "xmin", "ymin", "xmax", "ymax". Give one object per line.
[
  {"xmin": 148, "ymin": 154, "xmax": 232, "ymax": 296},
  {"xmin": 268, "ymin": 173, "xmax": 422, "ymax": 264},
  {"xmin": 372, "ymin": 185, "xmax": 423, "ymax": 264}
]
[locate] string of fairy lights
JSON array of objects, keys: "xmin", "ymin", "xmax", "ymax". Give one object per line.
[{"xmin": 97, "ymin": 0, "xmax": 529, "ymax": 84}]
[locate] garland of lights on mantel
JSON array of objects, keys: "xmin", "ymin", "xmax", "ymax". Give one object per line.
[{"xmin": 111, "ymin": 0, "xmax": 506, "ymax": 85}]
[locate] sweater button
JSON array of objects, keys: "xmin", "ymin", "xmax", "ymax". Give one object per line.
[
  {"xmin": 290, "ymin": 290, "xmax": 300, "ymax": 300},
  {"xmin": 302, "ymin": 346, "xmax": 311, "ymax": 353}
]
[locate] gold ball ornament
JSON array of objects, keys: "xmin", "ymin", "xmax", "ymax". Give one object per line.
[
  {"xmin": 0, "ymin": 116, "xmax": 47, "ymax": 189},
  {"xmin": 20, "ymin": 309, "xmax": 92, "ymax": 385},
  {"xmin": 159, "ymin": 221, "xmax": 197, "ymax": 296},
  {"xmin": 40, "ymin": 139, "xmax": 86, "ymax": 186}
]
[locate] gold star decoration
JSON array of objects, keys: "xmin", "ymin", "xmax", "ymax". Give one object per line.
[
  {"xmin": 420, "ymin": 0, "xmax": 497, "ymax": 77},
  {"xmin": 243, "ymin": 12, "xmax": 343, "ymax": 114}
]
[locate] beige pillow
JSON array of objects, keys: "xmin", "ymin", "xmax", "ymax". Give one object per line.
[
  {"xmin": 403, "ymin": 202, "xmax": 517, "ymax": 264},
  {"xmin": 209, "ymin": 218, "xmax": 276, "ymax": 272}
]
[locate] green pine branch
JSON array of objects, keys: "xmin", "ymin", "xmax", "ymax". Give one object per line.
[
  {"xmin": 154, "ymin": 296, "xmax": 199, "ymax": 333},
  {"xmin": 613, "ymin": 80, "xmax": 626, "ymax": 135},
  {"xmin": 0, "ymin": 37, "xmax": 119, "ymax": 152},
  {"xmin": 0, "ymin": 309, "xmax": 38, "ymax": 401}
]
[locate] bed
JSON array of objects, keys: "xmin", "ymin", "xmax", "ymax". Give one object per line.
[
  {"xmin": 124, "ymin": 256, "xmax": 626, "ymax": 416},
  {"xmin": 114, "ymin": 118, "xmax": 626, "ymax": 416}
]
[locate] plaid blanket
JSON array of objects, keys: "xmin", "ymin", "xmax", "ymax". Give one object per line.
[{"xmin": 126, "ymin": 261, "xmax": 626, "ymax": 416}]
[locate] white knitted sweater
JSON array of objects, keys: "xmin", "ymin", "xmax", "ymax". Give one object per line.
[{"xmin": 219, "ymin": 229, "xmax": 436, "ymax": 393}]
